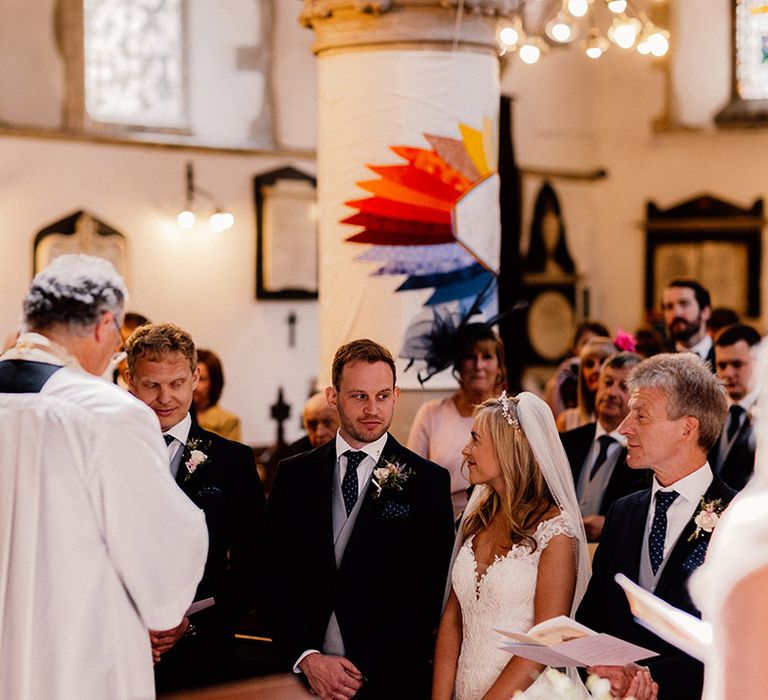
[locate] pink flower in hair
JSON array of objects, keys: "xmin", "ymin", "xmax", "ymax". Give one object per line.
[{"xmin": 613, "ymin": 328, "xmax": 637, "ymax": 352}]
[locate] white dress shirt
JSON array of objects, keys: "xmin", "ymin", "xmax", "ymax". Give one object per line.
[
  {"xmin": 647, "ymin": 463, "xmax": 713, "ymax": 560},
  {"xmin": 676, "ymin": 334, "xmax": 713, "ymax": 363},
  {"xmin": 163, "ymin": 412, "xmax": 192, "ymax": 476}
]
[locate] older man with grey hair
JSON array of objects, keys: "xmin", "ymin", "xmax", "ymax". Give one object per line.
[
  {"xmin": 0, "ymin": 254, "xmax": 208, "ymax": 700},
  {"xmin": 577, "ymin": 353, "xmax": 736, "ymax": 700}
]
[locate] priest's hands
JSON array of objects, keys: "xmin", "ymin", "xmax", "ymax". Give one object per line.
[
  {"xmin": 299, "ymin": 652, "xmax": 364, "ymax": 699},
  {"xmin": 587, "ymin": 664, "xmax": 657, "ymax": 699},
  {"xmin": 149, "ymin": 616, "xmax": 190, "ymax": 664}
]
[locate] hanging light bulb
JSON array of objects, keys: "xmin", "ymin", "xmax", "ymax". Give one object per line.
[
  {"xmin": 567, "ymin": 0, "xmax": 589, "ymax": 18},
  {"xmin": 606, "ymin": 0, "xmax": 627, "ymax": 13},
  {"xmin": 545, "ymin": 13, "xmax": 575, "ymax": 43},
  {"xmin": 583, "ymin": 30, "xmax": 610, "ymax": 59},
  {"xmin": 519, "ymin": 40, "xmax": 543, "ymax": 64},
  {"xmin": 642, "ymin": 27, "xmax": 670, "ymax": 56},
  {"xmin": 177, "ymin": 210, "xmax": 195, "ymax": 229},
  {"xmin": 209, "ymin": 211, "xmax": 235, "ymax": 233},
  {"xmin": 499, "ymin": 23, "xmax": 521, "ymax": 48},
  {"xmin": 607, "ymin": 15, "xmax": 641, "ymax": 49}
]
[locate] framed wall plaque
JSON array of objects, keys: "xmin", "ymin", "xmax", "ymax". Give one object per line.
[
  {"xmin": 645, "ymin": 194, "xmax": 763, "ymax": 318},
  {"xmin": 255, "ymin": 166, "xmax": 318, "ymax": 300}
]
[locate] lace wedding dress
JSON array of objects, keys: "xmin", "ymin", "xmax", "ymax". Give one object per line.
[{"xmin": 452, "ymin": 513, "xmax": 578, "ymax": 700}]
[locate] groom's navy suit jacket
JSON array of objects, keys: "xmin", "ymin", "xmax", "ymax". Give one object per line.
[
  {"xmin": 263, "ymin": 434, "xmax": 454, "ymax": 698},
  {"xmin": 156, "ymin": 422, "xmax": 265, "ymax": 690},
  {"xmin": 577, "ymin": 474, "xmax": 735, "ymax": 700}
]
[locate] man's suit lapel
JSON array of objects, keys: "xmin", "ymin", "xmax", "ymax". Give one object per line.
[
  {"xmin": 655, "ymin": 476, "xmax": 732, "ymax": 596},
  {"xmin": 175, "ymin": 424, "xmax": 202, "ymax": 491},
  {"xmin": 571, "ymin": 424, "xmax": 596, "ymax": 482},
  {"xmin": 621, "ymin": 491, "xmax": 651, "ymax": 582},
  {"xmin": 311, "ymin": 441, "xmax": 337, "ymax": 554}
]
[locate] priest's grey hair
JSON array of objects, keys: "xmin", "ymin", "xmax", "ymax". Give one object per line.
[
  {"xmin": 23, "ymin": 254, "xmax": 127, "ymax": 333},
  {"xmin": 628, "ymin": 352, "xmax": 727, "ymax": 452}
]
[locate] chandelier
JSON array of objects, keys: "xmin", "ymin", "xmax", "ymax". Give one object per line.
[{"xmin": 497, "ymin": 0, "xmax": 670, "ymax": 65}]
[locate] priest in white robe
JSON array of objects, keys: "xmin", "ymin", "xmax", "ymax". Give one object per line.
[{"xmin": 0, "ymin": 254, "xmax": 208, "ymax": 700}]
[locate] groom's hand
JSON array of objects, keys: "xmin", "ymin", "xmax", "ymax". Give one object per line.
[{"xmin": 299, "ymin": 652, "xmax": 364, "ymax": 699}]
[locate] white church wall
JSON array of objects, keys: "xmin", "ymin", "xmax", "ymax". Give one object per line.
[{"xmin": 0, "ymin": 136, "xmax": 319, "ymax": 445}]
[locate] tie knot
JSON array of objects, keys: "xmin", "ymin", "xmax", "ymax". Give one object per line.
[
  {"xmin": 344, "ymin": 450, "xmax": 366, "ymax": 470},
  {"xmin": 597, "ymin": 435, "xmax": 615, "ymax": 449},
  {"xmin": 655, "ymin": 490, "xmax": 678, "ymax": 511},
  {"xmin": 163, "ymin": 434, "xmax": 175, "ymax": 446},
  {"xmin": 729, "ymin": 404, "xmax": 745, "ymax": 419}
]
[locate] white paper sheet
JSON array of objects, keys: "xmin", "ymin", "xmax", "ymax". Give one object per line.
[{"xmin": 615, "ymin": 573, "xmax": 712, "ymax": 661}]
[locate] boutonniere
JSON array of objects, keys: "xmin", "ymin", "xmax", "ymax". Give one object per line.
[
  {"xmin": 184, "ymin": 438, "xmax": 210, "ymax": 481},
  {"xmin": 688, "ymin": 497, "xmax": 724, "ymax": 542},
  {"xmin": 372, "ymin": 458, "xmax": 412, "ymax": 499}
]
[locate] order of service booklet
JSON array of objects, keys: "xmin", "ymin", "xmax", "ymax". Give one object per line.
[
  {"xmin": 614, "ymin": 573, "xmax": 712, "ymax": 662},
  {"xmin": 496, "ymin": 614, "xmax": 658, "ymax": 668}
]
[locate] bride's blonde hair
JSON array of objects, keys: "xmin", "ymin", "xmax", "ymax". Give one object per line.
[{"xmin": 462, "ymin": 395, "xmax": 555, "ymax": 551}]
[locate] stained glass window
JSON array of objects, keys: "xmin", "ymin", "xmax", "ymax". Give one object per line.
[
  {"xmin": 735, "ymin": 0, "xmax": 768, "ymax": 100},
  {"xmin": 83, "ymin": 0, "xmax": 186, "ymax": 128}
]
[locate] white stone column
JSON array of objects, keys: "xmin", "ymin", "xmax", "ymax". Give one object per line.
[{"xmin": 302, "ymin": 1, "xmax": 513, "ymax": 385}]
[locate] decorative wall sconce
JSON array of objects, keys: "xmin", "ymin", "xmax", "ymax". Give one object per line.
[
  {"xmin": 177, "ymin": 162, "xmax": 234, "ymax": 232},
  {"xmin": 497, "ymin": 0, "xmax": 669, "ymax": 65}
]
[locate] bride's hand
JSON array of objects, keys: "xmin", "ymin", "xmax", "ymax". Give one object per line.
[{"xmin": 622, "ymin": 667, "xmax": 657, "ymax": 700}]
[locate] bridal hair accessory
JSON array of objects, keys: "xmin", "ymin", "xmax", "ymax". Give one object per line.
[
  {"xmin": 498, "ymin": 390, "xmax": 520, "ymax": 428},
  {"xmin": 688, "ymin": 497, "xmax": 724, "ymax": 541}
]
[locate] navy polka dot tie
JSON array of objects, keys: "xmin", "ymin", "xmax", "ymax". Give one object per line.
[
  {"xmin": 163, "ymin": 434, "xmax": 174, "ymax": 446},
  {"xmin": 341, "ymin": 450, "xmax": 366, "ymax": 516},
  {"xmin": 648, "ymin": 490, "xmax": 679, "ymax": 575}
]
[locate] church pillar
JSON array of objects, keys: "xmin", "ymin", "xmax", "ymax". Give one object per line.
[{"xmin": 301, "ymin": 1, "xmax": 514, "ymax": 386}]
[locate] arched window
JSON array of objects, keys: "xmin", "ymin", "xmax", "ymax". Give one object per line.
[{"xmin": 83, "ymin": 0, "xmax": 187, "ymax": 129}]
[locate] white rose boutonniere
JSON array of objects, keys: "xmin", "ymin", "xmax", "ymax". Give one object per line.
[
  {"xmin": 372, "ymin": 459, "xmax": 412, "ymax": 499},
  {"xmin": 688, "ymin": 497, "xmax": 724, "ymax": 542},
  {"xmin": 184, "ymin": 438, "xmax": 210, "ymax": 481}
]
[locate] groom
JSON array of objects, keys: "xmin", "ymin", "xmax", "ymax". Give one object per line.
[
  {"xmin": 577, "ymin": 353, "xmax": 736, "ymax": 700},
  {"xmin": 264, "ymin": 339, "xmax": 454, "ymax": 699}
]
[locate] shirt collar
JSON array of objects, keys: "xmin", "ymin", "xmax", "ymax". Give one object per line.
[
  {"xmin": 335, "ymin": 430, "xmax": 389, "ymax": 464},
  {"xmin": 732, "ymin": 389, "xmax": 759, "ymax": 412},
  {"xmin": 164, "ymin": 412, "xmax": 192, "ymax": 446},
  {"xmin": 595, "ymin": 421, "xmax": 627, "ymax": 447},
  {"xmin": 651, "ymin": 462, "xmax": 713, "ymax": 506},
  {"xmin": 676, "ymin": 334, "xmax": 713, "ymax": 360}
]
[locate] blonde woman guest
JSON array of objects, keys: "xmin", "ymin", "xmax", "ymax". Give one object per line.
[
  {"xmin": 408, "ymin": 327, "xmax": 507, "ymax": 518},
  {"xmin": 556, "ymin": 336, "xmax": 617, "ymax": 432},
  {"xmin": 193, "ymin": 348, "xmax": 242, "ymax": 442}
]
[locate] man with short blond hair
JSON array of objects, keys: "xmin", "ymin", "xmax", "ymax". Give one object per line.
[{"xmin": 126, "ymin": 322, "xmax": 265, "ymax": 692}]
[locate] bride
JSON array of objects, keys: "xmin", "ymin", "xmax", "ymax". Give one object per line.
[{"xmin": 432, "ymin": 391, "xmax": 591, "ymax": 699}]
